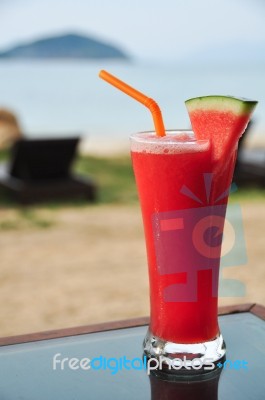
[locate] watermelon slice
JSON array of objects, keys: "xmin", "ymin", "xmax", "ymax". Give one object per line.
[{"xmin": 185, "ymin": 95, "xmax": 258, "ymax": 160}]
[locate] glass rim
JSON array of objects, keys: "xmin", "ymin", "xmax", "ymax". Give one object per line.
[{"xmin": 129, "ymin": 129, "xmax": 209, "ymax": 146}]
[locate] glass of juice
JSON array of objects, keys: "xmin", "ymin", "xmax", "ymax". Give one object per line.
[{"xmin": 130, "ymin": 130, "xmax": 236, "ymax": 374}]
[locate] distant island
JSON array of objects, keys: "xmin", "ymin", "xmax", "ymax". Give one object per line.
[{"xmin": 0, "ymin": 33, "xmax": 129, "ymax": 60}]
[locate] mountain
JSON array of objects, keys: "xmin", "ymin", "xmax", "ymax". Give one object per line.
[{"xmin": 0, "ymin": 33, "xmax": 129, "ymax": 60}]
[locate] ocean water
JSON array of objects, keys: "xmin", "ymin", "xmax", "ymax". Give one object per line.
[{"xmin": 0, "ymin": 61, "xmax": 264, "ymax": 146}]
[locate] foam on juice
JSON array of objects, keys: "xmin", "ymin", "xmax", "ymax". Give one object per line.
[{"xmin": 130, "ymin": 131, "xmax": 209, "ymax": 155}]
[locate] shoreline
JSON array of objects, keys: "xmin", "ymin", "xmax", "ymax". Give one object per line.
[
  {"xmin": 79, "ymin": 134, "xmax": 265, "ymax": 157},
  {"xmin": 79, "ymin": 137, "xmax": 130, "ymax": 156}
]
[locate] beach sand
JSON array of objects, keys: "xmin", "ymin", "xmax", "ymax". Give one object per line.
[{"xmin": 0, "ymin": 202, "xmax": 264, "ymax": 338}]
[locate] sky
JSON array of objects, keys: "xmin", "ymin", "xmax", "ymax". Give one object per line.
[{"xmin": 0, "ymin": 0, "xmax": 264, "ymax": 62}]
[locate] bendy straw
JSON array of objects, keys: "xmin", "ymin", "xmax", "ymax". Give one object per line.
[{"xmin": 99, "ymin": 70, "xmax": 165, "ymax": 137}]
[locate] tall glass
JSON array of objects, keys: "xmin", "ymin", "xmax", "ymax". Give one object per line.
[{"xmin": 130, "ymin": 130, "xmax": 237, "ymax": 374}]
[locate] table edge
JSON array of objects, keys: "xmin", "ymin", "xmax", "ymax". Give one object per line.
[{"xmin": 0, "ymin": 303, "xmax": 263, "ymax": 347}]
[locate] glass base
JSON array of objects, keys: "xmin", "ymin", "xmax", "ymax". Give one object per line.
[{"xmin": 143, "ymin": 329, "xmax": 226, "ymax": 377}]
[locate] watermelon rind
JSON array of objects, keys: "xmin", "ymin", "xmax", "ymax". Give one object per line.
[{"xmin": 185, "ymin": 95, "xmax": 257, "ymax": 116}]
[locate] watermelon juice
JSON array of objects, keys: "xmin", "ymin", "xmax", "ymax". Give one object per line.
[{"xmin": 131, "ymin": 131, "xmax": 236, "ymax": 345}]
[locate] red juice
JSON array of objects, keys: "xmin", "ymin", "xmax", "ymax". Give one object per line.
[{"xmin": 131, "ymin": 131, "xmax": 236, "ymax": 344}]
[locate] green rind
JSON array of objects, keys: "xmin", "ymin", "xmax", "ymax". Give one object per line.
[{"xmin": 185, "ymin": 95, "xmax": 258, "ymax": 115}]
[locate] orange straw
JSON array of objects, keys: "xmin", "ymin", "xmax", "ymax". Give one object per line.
[{"xmin": 99, "ymin": 70, "xmax": 165, "ymax": 137}]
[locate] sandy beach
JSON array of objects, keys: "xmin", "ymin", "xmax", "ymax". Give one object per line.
[{"xmin": 0, "ymin": 201, "xmax": 264, "ymax": 338}]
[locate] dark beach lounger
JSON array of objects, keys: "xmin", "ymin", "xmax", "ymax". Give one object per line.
[
  {"xmin": 0, "ymin": 137, "xmax": 97, "ymax": 204},
  {"xmin": 233, "ymin": 121, "xmax": 265, "ymax": 187}
]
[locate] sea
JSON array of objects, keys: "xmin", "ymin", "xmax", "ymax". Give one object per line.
[{"xmin": 0, "ymin": 60, "xmax": 264, "ymax": 153}]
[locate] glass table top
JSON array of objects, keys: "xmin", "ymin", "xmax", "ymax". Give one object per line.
[{"xmin": 0, "ymin": 312, "xmax": 264, "ymax": 399}]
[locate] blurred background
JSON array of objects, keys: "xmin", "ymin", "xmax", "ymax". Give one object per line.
[{"xmin": 0, "ymin": 0, "xmax": 264, "ymax": 337}]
